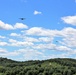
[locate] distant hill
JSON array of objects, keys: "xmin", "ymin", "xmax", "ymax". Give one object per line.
[
  {"xmin": 0, "ymin": 57, "xmax": 76, "ymax": 75},
  {"xmin": 0, "ymin": 57, "xmax": 17, "ymax": 63}
]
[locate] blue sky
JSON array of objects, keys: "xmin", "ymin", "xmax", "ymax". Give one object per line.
[{"xmin": 0, "ymin": 0, "xmax": 76, "ymax": 61}]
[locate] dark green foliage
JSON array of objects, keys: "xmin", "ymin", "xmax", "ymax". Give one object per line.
[{"xmin": 0, "ymin": 57, "xmax": 76, "ymax": 75}]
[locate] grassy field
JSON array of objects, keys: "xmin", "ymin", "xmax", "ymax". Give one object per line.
[{"xmin": 0, "ymin": 73, "xmax": 3, "ymax": 75}]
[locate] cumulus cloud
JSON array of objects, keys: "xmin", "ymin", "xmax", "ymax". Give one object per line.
[
  {"xmin": 0, "ymin": 48, "xmax": 7, "ymax": 53},
  {"xmin": 39, "ymin": 37, "xmax": 53, "ymax": 43},
  {"xmin": 61, "ymin": 15, "xmax": 76, "ymax": 26},
  {"xmin": 25, "ymin": 27, "xmax": 57, "ymax": 36},
  {"xmin": 8, "ymin": 39, "xmax": 34, "ymax": 46},
  {"xmin": 9, "ymin": 39, "xmax": 17, "ymax": 43},
  {"xmin": 34, "ymin": 10, "xmax": 42, "ymax": 15},
  {"xmin": 33, "ymin": 43, "xmax": 72, "ymax": 52},
  {"xmin": 0, "ymin": 48, "xmax": 44, "ymax": 60},
  {"xmin": 0, "ymin": 20, "xmax": 28, "ymax": 30},
  {"xmin": 56, "ymin": 46, "xmax": 72, "ymax": 51},
  {"xmin": 0, "ymin": 20, "xmax": 14, "ymax": 30},
  {"xmin": 14, "ymin": 23, "xmax": 28, "ymax": 29},
  {"xmin": 33, "ymin": 43, "xmax": 56, "ymax": 50},
  {"xmin": 15, "ymin": 27, "xmax": 76, "ymax": 49},
  {"xmin": 18, "ymin": 49, "xmax": 44, "ymax": 60},
  {"xmin": 22, "ymin": 27, "xmax": 76, "ymax": 52},
  {"xmin": 0, "ymin": 41, "xmax": 8, "ymax": 46},
  {"xmin": 23, "ymin": 37, "xmax": 39, "ymax": 42},
  {"xmin": 1, "ymin": 25, "xmax": 76, "ymax": 60},
  {"xmin": 10, "ymin": 33, "xmax": 21, "ymax": 37},
  {"xmin": 0, "ymin": 35, "xmax": 5, "ymax": 38},
  {"xmin": 60, "ymin": 27, "xmax": 76, "ymax": 47}
]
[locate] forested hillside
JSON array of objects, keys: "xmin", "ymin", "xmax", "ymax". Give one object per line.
[{"xmin": 0, "ymin": 57, "xmax": 76, "ymax": 75}]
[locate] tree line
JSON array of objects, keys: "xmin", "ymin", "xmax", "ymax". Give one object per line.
[{"xmin": 0, "ymin": 57, "xmax": 76, "ymax": 75}]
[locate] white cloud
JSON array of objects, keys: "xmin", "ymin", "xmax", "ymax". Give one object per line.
[
  {"xmin": 0, "ymin": 48, "xmax": 44, "ymax": 60},
  {"xmin": 25, "ymin": 27, "xmax": 76, "ymax": 38},
  {"xmin": 56, "ymin": 46, "xmax": 72, "ymax": 51},
  {"xmin": 33, "ymin": 43, "xmax": 56, "ymax": 50},
  {"xmin": 46, "ymin": 53, "xmax": 71, "ymax": 59},
  {"xmin": 18, "ymin": 49, "xmax": 44, "ymax": 60},
  {"xmin": 34, "ymin": 10, "xmax": 42, "ymax": 15},
  {"xmin": 9, "ymin": 39, "xmax": 34, "ymax": 46},
  {"xmin": 0, "ymin": 35, "xmax": 5, "ymax": 38},
  {"xmin": 1, "ymin": 24, "xmax": 76, "ymax": 60},
  {"xmin": 10, "ymin": 33, "xmax": 21, "ymax": 37},
  {"xmin": 0, "ymin": 48, "xmax": 7, "ymax": 53},
  {"xmin": 39, "ymin": 37, "xmax": 53, "ymax": 43},
  {"xmin": 25, "ymin": 27, "xmax": 57, "ymax": 36},
  {"xmin": 0, "ymin": 41, "xmax": 8, "ymax": 46},
  {"xmin": 22, "ymin": 27, "xmax": 76, "ymax": 50},
  {"xmin": 0, "ymin": 50, "xmax": 20, "ymax": 57},
  {"xmin": 14, "ymin": 23, "xmax": 28, "ymax": 29},
  {"xmin": 25, "ymin": 27, "xmax": 76, "ymax": 52},
  {"xmin": 0, "ymin": 20, "xmax": 28, "ymax": 30},
  {"xmin": 61, "ymin": 15, "xmax": 76, "ymax": 26},
  {"xmin": 7, "ymin": 25, "xmax": 75, "ymax": 52},
  {"xmin": 33, "ymin": 43, "xmax": 72, "ymax": 52},
  {"xmin": 9, "ymin": 39, "xmax": 17, "ymax": 43},
  {"xmin": 23, "ymin": 37, "xmax": 39, "ymax": 42},
  {"xmin": 60, "ymin": 27, "xmax": 76, "ymax": 47},
  {"xmin": 0, "ymin": 20, "xmax": 14, "ymax": 30}
]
